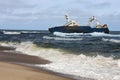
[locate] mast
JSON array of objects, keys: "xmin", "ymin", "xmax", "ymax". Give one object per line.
[
  {"xmin": 87, "ymin": 16, "xmax": 100, "ymax": 26},
  {"xmin": 65, "ymin": 14, "xmax": 70, "ymax": 23},
  {"xmin": 64, "ymin": 15, "xmax": 79, "ymax": 26}
]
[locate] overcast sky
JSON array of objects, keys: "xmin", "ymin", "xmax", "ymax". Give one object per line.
[{"xmin": 0, "ymin": 0, "xmax": 120, "ymax": 31}]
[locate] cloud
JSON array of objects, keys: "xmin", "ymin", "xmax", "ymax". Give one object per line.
[
  {"xmin": 87, "ymin": 2, "xmax": 110, "ymax": 9},
  {"xmin": 0, "ymin": 0, "xmax": 120, "ymax": 30}
]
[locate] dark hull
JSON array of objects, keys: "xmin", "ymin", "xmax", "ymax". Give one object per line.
[{"xmin": 49, "ymin": 26, "xmax": 109, "ymax": 33}]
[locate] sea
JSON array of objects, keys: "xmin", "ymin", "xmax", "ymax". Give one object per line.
[{"xmin": 0, "ymin": 30, "xmax": 120, "ymax": 80}]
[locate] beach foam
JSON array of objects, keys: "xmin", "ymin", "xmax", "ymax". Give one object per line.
[{"xmin": 0, "ymin": 41, "xmax": 120, "ymax": 80}]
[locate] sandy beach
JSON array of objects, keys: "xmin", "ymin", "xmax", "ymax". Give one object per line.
[
  {"xmin": 0, "ymin": 46, "xmax": 74, "ymax": 80},
  {"xmin": 0, "ymin": 46, "xmax": 93, "ymax": 80},
  {"xmin": 0, "ymin": 62, "xmax": 76, "ymax": 80},
  {"xmin": 0, "ymin": 62, "xmax": 74, "ymax": 80}
]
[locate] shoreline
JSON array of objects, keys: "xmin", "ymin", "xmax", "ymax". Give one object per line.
[
  {"xmin": 0, "ymin": 62, "xmax": 74, "ymax": 80},
  {"xmin": 0, "ymin": 46, "xmax": 94, "ymax": 80}
]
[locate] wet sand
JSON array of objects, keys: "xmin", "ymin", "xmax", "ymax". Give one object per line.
[
  {"xmin": 0, "ymin": 46, "xmax": 93, "ymax": 80},
  {"xmin": 0, "ymin": 62, "xmax": 75, "ymax": 80}
]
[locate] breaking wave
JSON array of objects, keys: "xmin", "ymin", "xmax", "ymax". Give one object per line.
[
  {"xmin": 21, "ymin": 31, "xmax": 42, "ymax": 34},
  {"xmin": 2, "ymin": 30, "xmax": 43, "ymax": 35},
  {"xmin": 3, "ymin": 31, "xmax": 21, "ymax": 34},
  {"xmin": 53, "ymin": 32, "xmax": 84, "ymax": 37},
  {"xmin": 43, "ymin": 36, "xmax": 83, "ymax": 41},
  {"xmin": 0, "ymin": 41, "xmax": 120, "ymax": 80},
  {"xmin": 89, "ymin": 32, "xmax": 120, "ymax": 37},
  {"xmin": 54, "ymin": 32, "xmax": 120, "ymax": 37},
  {"xmin": 102, "ymin": 38, "xmax": 120, "ymax": 43}
]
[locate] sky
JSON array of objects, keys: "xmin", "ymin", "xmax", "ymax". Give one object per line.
[{"xmin": 0, "ymin": 0, "xmax": 120, "ymax": 31}]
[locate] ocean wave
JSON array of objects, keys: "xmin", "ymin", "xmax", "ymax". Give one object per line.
[
  {"xmin": 54, "ymin": 32, "xmax": 120, "ymax": 37},
  {"xmin": 0, "ymin": 41, "xmax": 20, "ymax": 48},
  {"xmin": 53, "ymin": 32, "xmax": 84, "ymax": 37},
  {"xmin": 43, "ymin": 36, "xmax": 83, "ymax": 41},
  {"xmin": 0, "ymin": 41, "xmax": 120, "ymax": 80},
  {"xmin": 2, "ymin": 31, "xmax": 43, "ymax": 35},
  {"xmin": 102, "ymin": 38, "xmax": 120, "ymax": 43},
  {"xmin": 89, "ymin": 32, "xmax": 120, "ymax": 37},
  {"xmin": 3, "ymin": 31, "xmax": 21, "ymax": 35},
  {"xmin": 21, "ymin": 31, "xmax": 42, "ymax": 34}
]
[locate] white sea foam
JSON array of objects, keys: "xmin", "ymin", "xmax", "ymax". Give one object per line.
[
  {"xmin": 54, "ymin": 32, "xmax": 84, "ymax": 37},
  {"xmin": 43, "ymin": 36, "xmax": 83, "ymax": 41},
  {"xmin": 102, "ymin": 38, "xmax": 120, "ymax": 43},
  {"xmin": 3, "ymin": 31, "xmax": 21, "ymax": 34},
  {"xmin": 21, "ymin": 31, "xmax": 41, "ymax": 34},
  {"xmin": 2, "ymin": 31, "xmax": 42, "ymax": 35},
  {"xmin": 0, "ymin": 42, "xmax": 20, "ymax": 48},
  {"xmin": 54, "ymin": 32, "xmax": 120, "ymax": 37},
  {"xmin": 0, "ymin": 41, "xmax": 120, "ymax": 80},
  {"xmin": 89, "ymin": 32, "xmax": 120, "ymax": 37}
]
